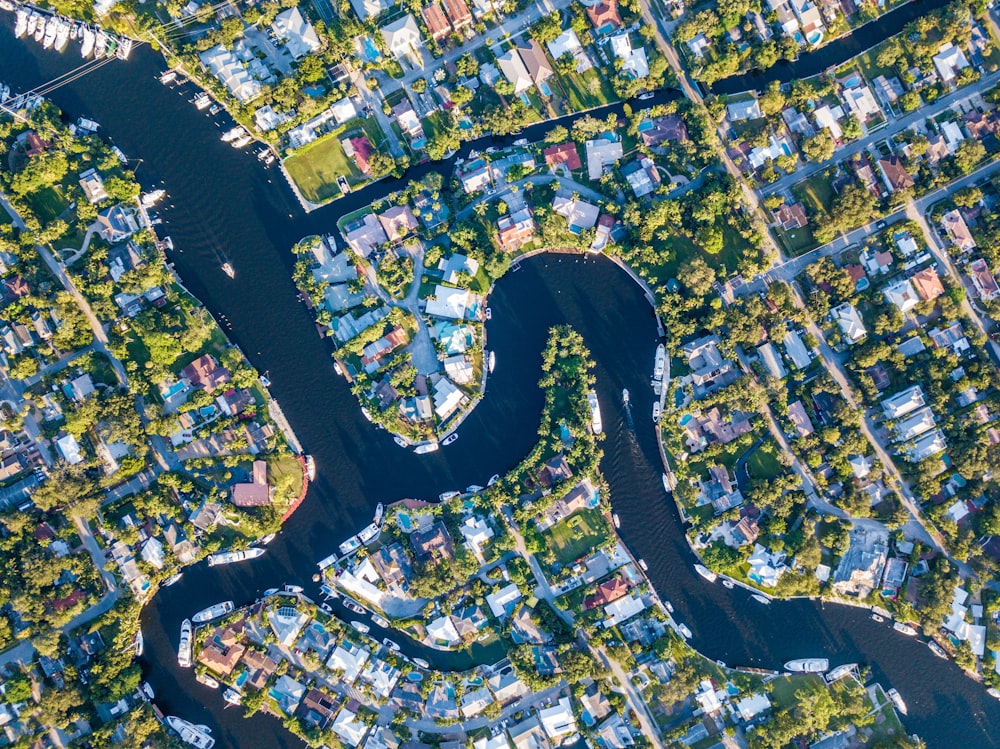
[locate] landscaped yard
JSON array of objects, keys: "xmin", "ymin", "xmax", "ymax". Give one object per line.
[
  {"xmin": 26, "ymin": 185, "xmax": 68, "ymax": 225},
  {"xmin": 792, "ymin": 172, "xmax": 836, "ymax": 217},
  {"xmin": 545, "ymin": 508, "xmax": 611, "ymax": 565},
  {"xmin": 284, "ymin": 133, "xmax": 362, "ymax": 203},
  {"xmin": 774, "ymin": 224, "xmax": 818, "ymax": 256},
  {"xmin": 552, "ymin": 67, "xmax": 617, "ymax": 112},
  {"xmin": 746, "ymin": 442, "xmax": 783, "ymax": 480}
]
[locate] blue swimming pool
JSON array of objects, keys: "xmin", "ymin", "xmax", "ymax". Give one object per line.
[
  {"xmin": 361, "ymin": 37, "xmax": 381, "ymax": 62},
  {"xmin": 843, "ymin": 75, "xmax": 860, "ymax": 88}
]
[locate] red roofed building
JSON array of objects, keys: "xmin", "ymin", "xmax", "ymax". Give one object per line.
[
  {"xmin": 586, "ymin": 0, "xmax": 622, "ymax": 31},
  {"xmin": 25, "ymin": 132, "xmax": 50, "ymax": 158},
  {"xmin": 181, "ymin": 354, "xmax": 231, "ymax": 392},
  {"xmin": 845, "ymin": 264, "xmax": 866, "ymax": 286},
  {"xmin": 422, "ymin": 3, "xmax": 452, "ymax": 41},
  {"xmin": 197, "ymin": 627, "xmax": 247, "ymax": 677},
  {"xmin": 49, "ymin": 589, "xmax": 86, "ymax": 612},
  {"xmin": 584, "ymin": 576, "xmax": 632, "ymax": 609},
  {"xmin": 543, "ymin": 142, "xmax": 582, "ymax": 171},
  {"xmin": 910, "ymin": 266, "xmax": 945, "ymax": 301},
  {"xmin": 442, "ymin": 0, "xmax": 472, "ymax": 29},
  {"xmin": 349, "ymin": 136, "xmax": 373, "ymax": 175},
  {"xmin": 232, "ymin": 460, "xmax": 271, "ymax": 507}
]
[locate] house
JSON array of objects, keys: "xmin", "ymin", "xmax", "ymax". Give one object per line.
[
  {"xmin": 910, "ymin": 267, "xmax": 944, "ymax": 301},
  {"xmin": 585, "ymin": 135, "xmax": 624, "ymax": 180},
  {"xmin": 332, "ymin": 707, "xmax": 369, "ymax": 747},
  {"xmin": 78, "ymin": 169, "xmax": 108, "ymax": 204},
  {"xmin": 782, "ymin": 107, "xmax": 814, "ymax": 137},
  {"xmin": 941, "ymin": 209, "xmax": 976, "ymax": 251},
  {"xmin": 883, "ymin": 278, "xmax": 920, "ymax": 314},
  {"xmin": 344, "ymin": 135, "xmax": 373, "ymax": 174},
  {"xmin": 361, "ymin": 658, "xmax": 401, "ymax": 698},
  {"xmin": 774, "ymin": 201, "xmax": 807, "ymax": 230},
  {"xmin": 895, "ymin": 407, "xmax": 936, "ymax": 441},
  {"xmin": 442, "ymin": 0, "xmax": 473, "ymax": 29},
  {"xmin": 543, "ymin": 142, "xmax": 582, "ymax": 172},
  {"xmin": 56, "ymin": 434, "xmax": 84, "ymax": 464},
  {"xmin": 199, "ymin": 45, "xmax": 261, "ymax": 102},
  {"xmin": 460, "ymin": 515, "xmax": 495, "ymax": 560},
  {"xmin": 242, "ymin": 649, "xmax": 278, "ymax": 689},
  {"xmin": 832, "ymin": 540, "xmax": 887, "ymax": 598},
  {"xmin": 231, "ymin": 460, "xmax": 270, "ymax": 507},
  {"xmin": 255, "ymin": 104, "xmax": 290, "ymax": 132},
  {"xmin": 926, "ymin": 134, "xmax": 951, "ymax": 164},
  {"xmin": 813, "ymin": 104, "xmax": 844, "ymax": 139},
  {"xmin": 638, "ymin": 115, "xmax": 688, "ymax": 147},
  {"xmin": 516, "ymin": 40, "xmax": 554, "ymax": 90},
  {"xmin": 832, "ymin": 302, "xmax": 866, "ymax": 343},
  {"xmin": 872, "ymin": 74, "xmax": 905, "ymax": 104},
  {"xmin": 372, "ymin": 542, "xmax": 413, "ymax": 586},
  {"xmin": 298, "ymin": 689, "xmax": 338, "ymax": 730},
  {"xmin": 842, "ymin": 85, "xmax": 880, "ymax": 120},
  {"xmin": 586, "ymin": 0, "xmax": 622, "ymax": 32},
  {"xmin": 343, "ymin": 213, "xmax": 389, "ymax": 257},
  {"xmin": 486, "ymin": 582, "xmax": 522, "ymax": 618},
  {"xmin": 197, "ymin": 627, "xmax": 246, "ymax": 677},
  {"xmin": 381, "ymin": 15, "xmax": 422, "ymax": 61},
  {"xmin": 361, "ymin": 327, "xmax": 408, "ymax": 373},
  {"xmin": 699, "ymin": 464, "xmax": 743, "ymax": 514},
  {"xmin": 497, "ymin": 49, "xmax": 533, "ymax": 94},
  {"xmin": 488, "ymin": 669, "xmax": 529, "ymax": 704},
  {"xmin": 552, "ymin": 194, "xmax": 600, "ymax": 232},
  {"xmin": 547, "ymin": 28, "xmax": 590, "ymax": 72},
  {"xmin": 584, "ymin": 576, "xmax": 632, "ymax": 609},
  {"xmin": 686, "ymin": 33, "xmax": 710, "ymax": 58},
  {"xmin": 392, "ymin": 101, "xmax": 425, "ymax": 142},
  {"xmin": 439, "ymin": 253, "xmax": 480, "ymax": 285},
  {"xmin": 67, "ymin": 373, "xmax": 95, "ymax": 402},
  {"xmin": 876, "ymin": 156, "xmax": 914, "ymax": 193},
  {"xmin": 894, "ymin": 231, "xmax": 919, "ymax": 257},
  {"xmin": 747, "ymin": 543, "xmax": 787, "ymax": 587},
  {"xmin": 140, "ymin": 537, "xmax": 165, "ymax": 569},
  {"xmin": 622, "ymin": 157, "xmax": 660, "ymax": 197},
  {"xmin": 182, "ymin": 354, "xmax": 231, "ymax": 392},
  {"xmin": 787, "ymin": 399, "xmax": 815, "ymax": 437},
  {"xmin": 327, "ymin": 641, "xmax": 371, "ymax": 683},
  {"xmin": 458, "ymin": 158, "xmax": 492, "ymax": 193},
  {"xmin": 538, "ymin": 697, "xmax": 576, "ymax": 740},
  {"xmin": 932, "ymin": 42, "xmax": 970, "ymax": 85},
  {"xmin": 410, "ymin": 521, "xmax": 454, "ymax": 563},
  {"xmin": 425, "ymin": 284, "xmax": 480, "ymax": 320},
  {"xmin": 908, "ymin": 429, "xmax": 946, "ymax": 461},
  {"xmin": 970, "ymin": 258, "xmax": 1000, "ymax": 300},
  {"xmin": 497, "ymin": 209, "xmax": 536, "ymax": 251},
  {"xmin": 882, "ymin": 385, "xmax": 925, "ymax": 419},
  {"xmin": 726, "ymin": 98, "xmax": 762, "ymax": 121},
  {"xmin": 427, "ymin": 615, "xmax": 462, "ymax": 646},
  {"xmin": 609, "ymin": 32, "xmax": 648, "ymax": 78},
  {"xmin": 97, "ymin": 204, "xmax": 139, "ymax": 243},
  {"xmin": 757, "ymin": 342, "xmax": 786, "ymax": 379},
  {"xmin": 681, "ymin": 335, "xmax": 735, "ymax": 391},
  {"xmin": 272, "ymin": 7, "xmax": 320, "ymax": 59},
  {"xmin": 378, "ymin": 206, "xmax": 419, "ymax": 242},
  {"xmin": 350, "ymin": 0, "xmax": 391, "ymax": 20},
  {"xmin": 423, "ymin": 3, "xmax": 452, "ymax": 41},
  {"xmin": 783, "ymin": 330, "xmax": 811, "ymax": 369},
  {"xmin": 432, "ymin": 375, "xmax": 465, "ymax": 420}
]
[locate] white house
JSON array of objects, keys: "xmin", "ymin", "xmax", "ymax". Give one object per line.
[
  {"xmin": 486, "ymin": 582, "xmax": 522, "ymax": 618},
  {"xmin": 272, "ymin": 7, "xmax": 320, "ymax": 59},
  {"xmin": 381, "ymin": 15, "xmax": 422, "ymax": 61},
  {"xmin": 883, "ymin": 278, "xmax": 920, "ymax": 314},
  {"xmin": 832, "ymin": 303, "xmax": 866, "ymax": 343},
  {"xmin": 932, "ymin": 42, "xmax": 970, "ymax": 85}
]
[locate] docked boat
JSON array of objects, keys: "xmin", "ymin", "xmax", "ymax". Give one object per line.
[
  {"xmin": 166, "ymin": 716, "xmax": 215, "ymax": 749},
  {"xmin": 587, "ymin": 389, "xmax": 602, "ymax": 434},
  {"xmin": 442, "ymin": 433, "xmax": 458, "ymax": 446},
  {"xmin": 638, "ymin": 558, "xmax": 648, "ymax": 571},
  {"xmin": 784, "ymin": 658, "xmax": 829, "ymax": 673},
  {"xmin": 752, "ymin": 593, "xmax": 771, "ymax": 605},
  {"xmin": 488, "ymin": 351, "xmax": 496, "ymax": 373},
  {"xmin": 484, "ymin": 307, "xmax": 492, "ymax": 320},
  {"xmin": 928, "ymin": 641, "xmax": 948, "ymax": 659},
  {"xmin": 343, "ymin": 597, "xmax": 367, "ymax": 614},
  {"xmin": 652, "ymin": 378, "xmax": 661, "ymax": 396},
  {"xmin": 305, "ymin": 456, "xmax": 316, "ymax": 480},
  {"xmin": 350, "ymin": 620, "xmax": 370, "ymax": 634},
  {"xmin": 231, "ymin": 135, "xmax": 253, "ymax": 149},
  {"xmin": 466, "ymin": 484, "xmax": 484, "ymax": 494},
  {"xmin": 887, "ymin": 688, "xmax": 907, "ymax": 715},
  {"xmin": 339, "ymin": 536, "xmax": 361, "ymax": 556},
  {"xmin": 221, "ymin": 126, "xmax": 245, "ymax": 142},
  {"xmin": 196, "ymin": 673, "xmax": 220, "ymax": 689},
  {"xmin": 663, "ymin": 600, "xmax": 673, "ymax": 613},
  {"xmin": 258, "ymin": 533, "xmax": 277, "ymax": 546},
  {"xmin": 371, "ymin": 613, "xmax": 390, "ymax": 628},
  {"xmin": 439, "ymin": 490, "xmax": 459, "ymax": 502},
  {"xmin": 177, "ymin": 619, "xmax": 192, "ymax": 668},
  {"xmin": 192, "ymin": 600, "xmax": 235, "ymax": 624},
  {"xmin": 193, "ymin": 92, "xmax": 211, "ymax": 110},
  {"xmin": 94, "ymin": 29, "xmax": 106, "ymax": 56},
  {"xmin": 653, "ymin": 343, "xmax": 665, "ymax": 380},
  {"xmin": 694, "ymin": 564, "xmax": 718, "ymax": 583},
  {"xmin": 988, "ymin": 687, "xmax": 1000, "ymax": 700},
  {"xmin": 662, "ymin": 473, "xmax": 670, "ymax": 491},
  {"xmin": 263, "ymin": 153, "xmax": 275, "ymax": 165},
  {"xmin": 112, "ymin": 145, "xmax": 128, "ymax": 164},
  {"xmin": 160, "ymin": 70, "xmax": 178, "ymax": 84},
  {"xmin": 54, "ymin": 20, "xmax": 70, "ymax": 52},
  {"xmin": 488, "ymin": 474, "xmax": 500, "ymax": 486},
  {"xmin": 652, "ymin": 402, "xmax": 661, "ymax": 422},
  {"xmin": 116, "ymin": 37, "xmax": 132, "ymax": 60},
  {"xmin": 43, "ymin": 18, "xmax": 58, "ymax": 49},
  {"xmin": 317, "ymin": 553, "xmax": 338, "ymax": 570},
  {"xmin": 134, "ymin": 630, "xmax": 144, "ymax": 656},
  {"xmin": 221, "ymin": 262, "xmax": 235, "ymax": 279},
  {"xmin": 80, "ymin": 26, "xmax": 94, "ymax": 57},
  {"xmin": 140, "ymin": 682, "xmax": 155, "ymax": 700},
  {"xmin": 25, "ymin": 12, "xmax": 39, "ymax": 39},
  {"xmin": 414, "ymin": 442, "xmax": 439, "ymax": 454},
  {"xmin": 76, "ymin": 116, "xmax": 99, "ymax": 133},
  {"xmin": 207, "ymin": 547, "xmax": 265, "ymax": 566},
  {"xmin": 223, "ymin": 688, "xmax": 242, "ymax": 706},
  {"xmin": 825, "ymin": 663, "xmax": 856, "ymax": 682},
  {"xmin": 412, "ymin": 657, "xmax": 430, "ymax": 669},
  {"xmin": 393, "ymin": 435, "xmax": 409, "ymax": 448},
  {"xmin": 263, "ymin": 588, "xmax": 280, "ymax": 596},
  {"xmin": 163, "ymin": 572, "xmax": 183, "ymax": 587},
  {"xmin": 373, "ymin": 502, "xmax": 384, "ymax": 525},
  {"xmin": 677, "ymin": 623, "xmax": 692, "ymax": 638},
  {"xmin": 141, "ymin": 189, "xmax": 166, "ymax": 208},
  {"xmin": 622, "ymin": 388, "xmax": 629, "ymax": 405},
  {"xmin": 14, "ymin": 10, "xmax": 27, "ymax": 38},
  {"xmin": 721, "ymin": 579, "xmax": 734, "ymax": 589},
  {"xmin": 893, "ymin": 622, "xmax": 918, "ymax": 636},
  {"xmin": 209, "ymin": 104, "xmax": 220, "ymax": 115},
  {"xmin": 358, "ymin": 523, "xmax": 380, "ymax": 544},
  {"xmin": 871, "ymin": 614, "xmax": 885, "ymax": 623},
  {"xmin": 33, "ymin": 15, "xmax": 45, "ymax": 43},
  {"xmin": 612, "ymin": 513, "xmax": 620, "ymax": 528},
  {"xmin": 283, "ymin": 584, "xmax": 303, "ymax": 594},
  {"xmin": 383, "ymin": 638, "xmax": 400, "ymax": 651}
]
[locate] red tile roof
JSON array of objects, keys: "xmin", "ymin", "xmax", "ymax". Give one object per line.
[{"xmin": 543, "ymin": 142, "xmax": 582, "ymax": 171}]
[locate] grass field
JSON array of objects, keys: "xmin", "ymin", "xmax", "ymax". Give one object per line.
[
  {"xmin": 284, "ymin": 133, "xmax": 361, "ymax": 204},
  {"xmin": 746, "ymin": 442, "xmax": 783, "ymax": 480},
  {"xmin": 545, "ymin": 508, "xmax": 610, "ymax": 565},
  {"xmin": 26, "ymin": 186, "xmax": 68, "ymax": 225},
  {"xmin": 793, "ymin": 172, "xmax": 835, "ymax": 217},
  {"xmin": 553, "ymin": 67, "xmax": 617, "ymax": 112}
]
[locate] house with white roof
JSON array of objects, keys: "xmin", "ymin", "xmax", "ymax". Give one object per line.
[
  {"xmin": 486, "ymin": 582, "xmax": 522, "ymax": 618},
  {"xmin": 381, "ymin": 15, "xmax": 422, "ymax": 61},
  {"xmin": 747, "ymin": 544, "xmax": 787, "ymax": 587},
  {"xmin": 460, "ymin": 515, "xmax": 495, "ymax": 560},
  {"xmin": 908, "ymin": 429, "xmax": 946, "ymax": 461},
  {"xmin": 933, "ymin": 42, "xmax": 970, "ymax": 85},
  {"xmin": 200, "ymin": 45, "xmax": 261, "ymax": 102},
  {"xmin": 757, "ymin": 342, "xmax": 786, "ymax": 379},
  {"xmin": 424, "ymin": 285, "xmax": 481, "ymax": 320},
  {"xmin": 585, "ymin": 135, "xmax": 623, "ymax": 180},
  {"xmin": 269, "ymin": 605, "xmax": 309, "ymax": 647},
  {"xmin": 882, "ymin": 385, "xmax": 925, "ymax": 419},
  {"xmin": 539, "ymin": 697, "xmax": 576, "ymax": 739},
  {"xmin": 360, "ymin": 658, "xmax": 401, "ymax": 697},
  {"xmin": 783, "ymin": 330, "xmax": 811, "ymax": 369},
  {"xmin": 842, "ymin": 85, "xmax": 880, "ymax": 120},
  {"xmin": 432, "ymin": 376, "xmax": 465, "ymax": 420},
  {"xmin": 327, "ymin": 641, "xmax": 371, "ymax": 683},
  {"xmin": 552, "ymin": 194, "xmax": 600, "ymax": 232},
  {"xmin": 883, "ymin": 278, "xmax": 920, "ymax": 314},
  {"xmin": 56, "ymin": 434, "xmax": 84, "ymax": 464},
  {"xmin": 726, "ymin": 98, "xmax": 762, "ymax": 121},
  {"xmin": 831, "ymin": 302, "xmax": 866, "ymax": 344},
  {"xmin": 603, "ymin": 594, "xmax": 647, "ymax": 627},
  {"xmin": 427, "ymin": 615, "xmax": 462, "ymax": 647},
  {"xmin": 812, "ymin": 104, "xmax": 843, "ymax": 139},
  {"xmin": 895, "ymin": 407, "xmax": 936, "ymax": 441},
  {"xmin": 547, "ymin": 28, "xmax": 591, "ymax": 72},
  {"xmin": 272, "ymin": 7, "xmax": 320, "ymax": 59},
  {"xmin": 332, "ymin": 708, "xmax": 369, "ymax": 747},
  {"xmin": 735, "ymin": 693, "xmax": 771, "ymax": 722},
  {"xmin": 608, "ymin": 33, "xmax": 648, "ymax": 78}
]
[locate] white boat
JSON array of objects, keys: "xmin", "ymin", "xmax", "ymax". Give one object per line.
[
  {"xmin": 677, "ymin": 623, "xmax": 692, "ymax": 638},
  {"xmin": 192, "ymin": 600, "xmax": 234, "ymax": 624},
  {"xmin": 177, "ymin": 619, "xmax": 192, "ymax": 668},
  {"xmin": 26, "ymin": 12, "xmax": 39, "ymax": 38},
  {"xmin": 784, "ymin": 658, "xmax": 829, "ymax": 673},
  {"xmin": 223, "ymin": 688, "xmax": 242, "ymax": 705},
  {"xmin": 14, "ymin": 10, "xmax": 27, "ymax": 38},
  {"xmin": 112, "ymin": 145, "xmax": 128, "ymax": 164},
  {"xmin": 622, "ymin": 388, "xmax": 629, "ymax": 405},
  {"xmin": 343, "ymin": 597, "xmax": 367, "ymax": 614},
  {"xmin": 373, "ymin": 502, "xmax": 384, "ymax": 525},
  {"xmin": 94, "ymin": 29, "xmax": 107, "ymax": 56},
  {"xmin": 284, "ymin": 584, "xmax": 304, "ymax": 594},
  {"xmin": 43, "ymin": 18, "xmax": 58, "ymax": 49},
  {"xmin": 339, "ymin": 536, "xmax": 362, "ymax": 556},
  {"xmin": 264, "ymin": 153, "xmax": 275, "ymax": 165},
  {"xmin": 193, "ymin": 92, "xmax": 211, "ymax": 110},
  {"xmin": 76, "ymin": 117, "xmax": 100, "ymax": 133},
  {"xmin": 751, "ymin": 594, "xmax": 771, "ymax": 605},
  {"xmin": 412, "ymin": 657, "xmax": 430, "ymax": 668},
  {"xmin": 587, "ymin": 389, "xmax": 602, "ymax": 434},
  {"xmin": 653, "ymin": 343, "xmax": 665, "ymax": 380},
  {"xmin": 207, "ymin": 547, "xmax": 265, "ymax": 566},
  {"xmin": 263, "ymin": 588, "xmax": 280, "ymax": 596},
  {"xmin": 33, "ymin": 15, "xmax": 45, "ymax": 42},
  {"xmin": 442, "ymin": 433, "xmax": 458, "ymax": 446},
  {"xmin": 638, "ymin": 558, "xmax": 648, "ymax": 571},
  {"xmin": 231, "ymin": 135, "xmax": 253, "ymax": 149},
  {"xmin": 317, "ymin": 553, "xmax": 338, "ymax": 570},
  {"xmin": 488, "ymin": 351, "xmax": 496, "ymax": 373},
  {"xmin": 652, "ymin": 378, "xmax": 661, "ymax": 396},
  {"xmin": 258, "ymin": 533, "xmax": 277, "ymax": 546},
  {"xmin": 140, "ymin": 682, "xmax": 155, "ymax": 700},
  {"xmin": 721, "ymin": 579, "xmax": 734, "ymax": 589},
  {"xmin": 166, "ymin": 716, "xmax": 215, "ymax": 749},
  {"xmin": 383, "ymin": 638, "xmax": 400, "ymax": 651},
  {"xmin": 988, "ymin": 687, "xmax": 1000, "ymax": 701},
  {"xmin": 80, "ymin": 27, "xmax": 94, "ymax": 57},
  {"xmin": 358, "ymin": 523, "xmax": 380, "ymax": 544},
  {"xmin": 305, "ymin": 456, "xmax": 316, "ymax": 480},
  {"xmin": 664, "ymin": 600, "xmax": 673, "ymax": 613},
  {"xmin": 662, "ymin": 473, "xmax": 670, "ymax": 491},
  {"xmin": 612, "ymin": 513, "xmax": 620, "ymax": 528},
  {"xmin": 393, "ymin": 435, "xmax": 409, "ymax": 448},
  {"xmin": 871, "ymin": 614, "xmax": 885, "ymax": 623},
  {"xmin": 196, "ymin": 673, "xmax": 220, "ymax": 689},
  {"xmin": 116, "ymin": 37, "xmax": 132, "ymax": 60},
  {"xmin": 484, "ymin": 307, "xmax": 492, "ymax": 320},
  {"xmin": 652, "ymin": 402, "xmax": 661, "ymax": 422},
  {"xmin": 439, "ymin": 490, "xmax": 459, "ymax": 502},
  {"xmin": 893, "ymin": 622, "xmax": 918, "ymax": 636},
  {"xmin": 221, "ymin": 262, "xmax": 235, "ymax": 279},
  {"xmin": 141, "ymin": 189, "xmax": 166, "ymax": 208},
  {"xmin": 163, "ymin": 572, "xmax": 183, "ymax": 587},
  {"xmin": 414, "ymin": 442, "xmax": 439, "ymax": 454},
  {"xmin": 160, "ymin": 70, "xmax": 178, "ymax": 84},
  {"xmin": 825, "ymin": 663, "xmax": 856, "ymax": 682},
  {"xmin": 928, "ymin": 641, "xmax": 948, "ymax": 659},
  {"xmin": 887, "ymin": 688, "xmax": 907, "ymax": 715},
  {"xmin": 54, "ymin": 20, "xmax": 70, "ymax": 52},
  {"xmin": 487, "ymin": 474, "xmax": 499, "ymax": 486},
  {"xmin": 694, "ymin": 564, "xmax": 718, "ymax": 583},
  {"xmin": 350, "ymin": 620, "xmax": 370, "ymax": 634},
  {"xmin": 371, "ymin": 613, "xmax": 390, "ymax": 628},
  {"xmin": 134, "ymin": 630, "xmax": 144, "ymax": 656},
  {"xmin": 221, "ymin": 126, "xmax": 245, "ymax": 142}
]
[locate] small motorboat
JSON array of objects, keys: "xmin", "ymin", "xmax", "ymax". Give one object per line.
[
  {"xmin": 677, "ymin": 623, "xmax": 692, "ymax": 638},
  {"xmin": 283, "ymin": 584, "xmax": 303, "ymax": 594},
  {"xmin": 484, "ymin": 308, "xmax": 492, "ymax": 320},
  {"xmin": 488, "ymin": 351, "xmax": 496, "ymax": 373},
  {"xmin": 140, "ymin": 682, "xmax": 155, "ymax": 700},
  {"xmin": 439, "ymin": 490, "xmax": 459, "ymax": 502},
  {"xmin": 351, "ymin": 620, "xmax": 370, "ymax": 634},
  {"xmin": 393, "ymin": 435, "xmax": 409, "ymax": 448},
  {"xmin": 221, "ymin": 262, "xmax": 235, "ymax": 279},
  {"xmin": 371, "ymin": 613, "xmax": 390, "ymax": 628},
  {"xmin": 872, "ymin": 614, "xmax": 885, "ymax": 623},
  {"xmin": 487, "ymin": 474, "xmax": 500, "ymax": 486},
  {"xmin": 412, "ymin": 657, "xmax": 430, "ymax": 669},
  {"xmin": 343, "ymin": 597, "xmax": 367, "ymax": 615},
  {"xmin": 223, "ymin": 688, "xmax": 242, "ymax": 706},
  {"xmin": 612, "ymin": 513, "xmax": 620, "ymax": 528},
  {"xmin": 196, "ymin": 673, "xmax": 220, "ymax": 689},
  {"xmin": 383, "ymin": 638, "xmax": 401, "ymax": 651},
  {"xmin": 751, "ymin": 594, "xmax": 771, "ymax": 605},
  {"xmin": 442, "ymin": 433, "xmax": 458, "ymax": 446},
  {"xmin": 466, "ymin": 484, "xmax": 484, "ymax": 493},
  {"xmin": 721, "ymin": 579, "xmax": 734, "ymax": 589}
]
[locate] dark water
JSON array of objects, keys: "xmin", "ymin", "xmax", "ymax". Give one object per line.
[
  {"xmin": 709, "ymin": 0, "xmax": 950, "ymax": 95},
  {"xmin": 1, "ymin": 23, "xmax": 998, "ymax": 749}
]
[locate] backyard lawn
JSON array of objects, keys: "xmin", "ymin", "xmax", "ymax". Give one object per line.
[
  {"xmin": 545, "ymin": 508, "xmax": 611, "ymax": 565},
  {"xmin": 746, "ymin": 442, "xmax": 783, "ymax": 480},
  {"xmin": 552, "ymin": 67, "xmax": 617, "ymax": 112},
  {"xmin": 26, "ymin": 185, "xmax": 68, "ymax": 225},
  {"xmin": 284, "ymin": 133, "xmax": 361, "ymax": 203},
  {"xmin": 792, "ymin": 172, "xmax": 835, "ymax": 217}
]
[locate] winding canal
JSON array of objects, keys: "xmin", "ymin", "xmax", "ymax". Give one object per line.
[{"xmin": 1, "ymin": 17, "xmax": 999, "ymax": 748}]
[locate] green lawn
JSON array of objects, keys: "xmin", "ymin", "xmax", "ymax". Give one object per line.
[
  {"xmin": 746, "ymin": 442, "xmax": 783, "ymax": 480},
  {"xmin": 26, "ymin": 186, "xmax": 68, "ymax": 225},
  {"xmin": 552, "ymin": 67, "xmax": 617, "ymax": 112},
  {"xmin": 793, "ymin": 172, "xmax": 835, "ymax": 216},
  {"xmin": 774, "ymin": 224, "xmax": 818, "ymax": 256},
  {"xmin": 769, "ymin": 674, "xmax": 826, "ymax": 710},
  {"xmin": 545, "ymin": 508, "xmax": 611, "ymax": 565},
  {"xmin": 284, "ymin": 133, "xmax": 362, "ymax": 203}
]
